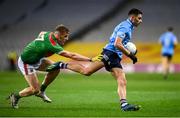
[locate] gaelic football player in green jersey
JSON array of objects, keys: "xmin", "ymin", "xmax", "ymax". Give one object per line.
[{"xmin": 8, "ymin": 25, "xmax": 91, "ymax": 109}]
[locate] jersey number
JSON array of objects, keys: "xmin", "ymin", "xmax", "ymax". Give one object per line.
[{"xmin": 35, "ymin": 32, "xmax": 46, "ymax": 41}]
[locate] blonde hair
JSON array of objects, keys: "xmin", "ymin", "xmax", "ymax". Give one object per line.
[{"xmin": 55, "ymin": 24, "xmax": 69, "ymax": 34}]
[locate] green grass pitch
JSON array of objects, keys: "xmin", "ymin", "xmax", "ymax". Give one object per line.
[{"xmin": 0, "ymin": 71, "xmax": 180, "ymax": 117}]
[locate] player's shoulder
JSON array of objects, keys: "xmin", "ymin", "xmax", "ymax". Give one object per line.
[
  {"xmin": 170, "ymin": 32, "xmax": 177, "ymax": 37},
  {"xmin": 40, "ymin": 31, "xmax": 51, "ymax": 35},
  {"xmin": 40, "ymin": 31, "xmax": 48, "ymax": 33},
  {"xmin": 115, "ymin": 23, "xmax": 128, "ymax": 32},
  {"xmin": 117, "ymin": 19, "xmax": 131, "ymax": 29},
  {"xmin": 37, "ymin": 31, "xmax": 50, "ymax": 37},
  {"xmin": 121, "ymin": 19, "xmax": 131, "ymax": 26},
  {"xmin": 164, "ymin": 32, "xmax": 176, "ymax": 39}
]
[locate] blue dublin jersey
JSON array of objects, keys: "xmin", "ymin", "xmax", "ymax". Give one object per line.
[
  {"xmin": 159, "ymin": 31, "xmax": 177, "ymax": 55},
  {"xmin": 104, "ymin": 19, "xmax": 134, "ymax": 59}
]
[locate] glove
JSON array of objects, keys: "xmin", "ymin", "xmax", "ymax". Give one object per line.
[
  {"xmin": 91, "ymin": 54, "xmax": 103, "ymax": 62},
  {"xmin": 128, "ymin": 52, "xmax": 138, "ymax": 64},
  {"xmin": 134, "ymin": 50, "xmax": 137, "ymax": 55}
]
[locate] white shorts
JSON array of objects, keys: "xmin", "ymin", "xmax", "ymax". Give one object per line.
[{"xmin": 18, "ymin": 57, "xmax": 44, "ymax": 75}]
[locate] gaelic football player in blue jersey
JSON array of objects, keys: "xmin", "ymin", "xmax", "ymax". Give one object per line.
[
  {"xmin": 47, "ymin": 8, "xmax": 142, "ymax": 111},
  {"xmin": 159, "ymin": 27, "xmax": 178, "ymax": 79}
]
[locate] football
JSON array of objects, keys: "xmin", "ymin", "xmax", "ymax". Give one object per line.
[{"xmin": 125, "ymin": 42, "xmax": 137, "ymax": 55}]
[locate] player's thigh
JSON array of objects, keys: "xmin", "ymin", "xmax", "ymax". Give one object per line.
[
  {"xmin": 162, "ymin": 56, "xmax": 168, "ymax": 66},
  {"xmin": 24, "ymin": 73, "xmax": 40, "ymax": 90},
  {"xmin": 38, "ymin": 58, "xmax": 54, "ymax": 71},
  {"xmin": 167, "ymin": 55, "xmax": 172, "ymax": 64},
  {"xmin": 111, "ymin": 68, "xmax": 127, "ymax": 86}
]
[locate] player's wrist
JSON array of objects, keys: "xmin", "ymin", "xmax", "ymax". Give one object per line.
[{"xmin": 127, "ymin": 52, "xmax": 133, "ymax": 57}]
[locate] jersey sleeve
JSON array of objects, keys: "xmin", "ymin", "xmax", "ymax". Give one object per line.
[
  {"xmin": 50, "ymin": 44, "xmax": 64, "ymax": 54},
  {"xmin": 159, "ymin": 34, "xmax": 164, "ymax": 44},
  {"xmin": 173, "ymin": 35, "xmax": 178, "ymax": 43},
  {"xmin": 117, "ymin": 27, "xmax": 127, "ymax": 39}
]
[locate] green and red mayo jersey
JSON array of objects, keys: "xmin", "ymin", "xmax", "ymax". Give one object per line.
[{"xmin": 21, "ymin": 31, "xmax": 63, "ymax": 64}]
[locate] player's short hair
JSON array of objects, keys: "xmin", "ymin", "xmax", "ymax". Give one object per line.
[
  {"xmin": 128, "ymin": 8, "xmax": 143, "ymax": 16},
  {"xmin": 55, "ymin": 25, "xmax": 69, "ymax": 34},
  {"xmin": 167, "ymin": 26, "xmax": 173, "ymax": 32}
]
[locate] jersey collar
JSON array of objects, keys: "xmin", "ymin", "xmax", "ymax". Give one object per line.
[
  {"xmin": 49, "ymin": 32, "xmax": 58, "ymax": 46},
  {"xmin": 127, "ymin": 19, "xmax": 134, "ymax": 29},
  {"xmin": 51, "ymin": 33, "xmax": 58, "ymax": 41}
]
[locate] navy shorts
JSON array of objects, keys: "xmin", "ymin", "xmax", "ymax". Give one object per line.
[
  {"xmin": 101, "ymin": 49, "xmax": 122, "ymax": 72},
  {"xmin": 162, "ymin": 53, "xmax": 172, "ymax": 60}
]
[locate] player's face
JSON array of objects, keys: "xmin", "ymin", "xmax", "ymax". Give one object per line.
[
  {"xmin": 57, "ymin": 32, "xmax": 69, "ymax": 45},
  {"xmin": 132, "ymin": 14, "xmax": 142, "ymax": 27}
]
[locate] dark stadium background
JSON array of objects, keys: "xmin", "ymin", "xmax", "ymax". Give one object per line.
[
  {"xmin": 0, "ymin": 0, "xmax": 180, "ymax": 117},
  {"xmin": 0, "ymin": 0, "xmax": 180, "ymax": 71}
]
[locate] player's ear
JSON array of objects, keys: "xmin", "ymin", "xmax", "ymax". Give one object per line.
[
  {"xmin": 129, "ymin": 15, "xmax": 134, "ymax": 22},
  {"xmin": 131, "ymin": 15, "xmax": 136, "ymax": 20}
]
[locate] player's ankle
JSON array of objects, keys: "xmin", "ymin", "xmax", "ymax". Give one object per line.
[
  {"xmin": 120, "ymin": 99, "xmax": 128, "ymax": 107},
  {"xmin": 40, "ymin": 84, "xmax": 47, "ymax": 92},
  {"xmin": 14, "ymin": 92, "xmax": 22, "ymax": 99},
  {"xmin": 59, "ymin": 62, "xmax": 68, "ymax": 69}
]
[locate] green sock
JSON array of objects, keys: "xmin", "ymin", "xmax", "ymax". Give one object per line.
[
  {"xmin": 14, "ymin": 93, "xmax": 21, "ymax": 99},
  {"xmin": 40, "ymin": 84, "xmax": 47, "ymax": 92}
]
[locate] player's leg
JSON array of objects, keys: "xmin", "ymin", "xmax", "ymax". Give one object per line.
[
  {"xmin": 67, "ymin": 61, "xmax": 104, "ymax": 76},
  {"xmin": 111, "ymin": 68, "xmax": 127, "ymax": 99},
  {"xmin": 162, "ymin": 56, "xmax": 169, "ymax": 79},
  {"xmin": 36, "ymin": 58, "xmax": 60, "ymax": 103},
  {"xmin": 166, "ymin": 55, "xmax": 172, "ymax": 78},
  {"xmin": 46, "ymin": 54, "xmax": 104, "ymax": 76},
  {"xmin": 19, "ymin": 74, "xmax": 40, "ymax": 96},
  {"xmin": 9, "ymin": 73, "xmax": 40, "ymax": 109},
  {"xmin": 101, "ymin": 49, "xmax": 140, "ymax": 111},
  {"xmin": 111, "ymin": 68, "xmax": 140, "ymax": 111},
  {"xmin": 8, "ymin": 57, "xmax": 40, "ymax": 108}
]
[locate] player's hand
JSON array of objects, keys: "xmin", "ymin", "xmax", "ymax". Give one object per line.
[
  {"xmin": 91, "ymin": 54, "xmax": 103, "ymax": 62},
  {"xmin": 128, "ymin": 52, "xmax": 137, "ymax": 64},
  {"xmin": 134, "ymin": 50, "xmax": 137, "ymax": 55}
]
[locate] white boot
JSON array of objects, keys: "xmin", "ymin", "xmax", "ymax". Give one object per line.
[{"xmin": 36, "ymin": 91, "xmax": 52, "ymax": 103}]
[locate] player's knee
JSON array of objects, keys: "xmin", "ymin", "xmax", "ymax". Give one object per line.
[
  {"xmin": 33, "ymin": 89, "xmax": 40, "ymax": 94},
  {"xmin": 117, "ymin": 77, "xmax": 127, "ymax": 86},
  {"xmin": 82, "ymin": 67, "xmax": 92, "ymax": 76},
  {"xmin": 84, "ymin": 72, "xmax": 92, "ymax": 76},
  {"xmin": 82, "ymin": 71, "xmax": 91, "ymax": 76},
  {"xmin": 31, "ymin": 87, "xmax": 40, "ymax": 94}
]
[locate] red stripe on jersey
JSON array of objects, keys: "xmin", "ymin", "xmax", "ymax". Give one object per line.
[
  {"xmin": 49, "ymin": 33, "xmax": 56, "ymax": 46},
  {"xmin": 23, "ymin": 63, "xmax": 28, "ymax": 75}
]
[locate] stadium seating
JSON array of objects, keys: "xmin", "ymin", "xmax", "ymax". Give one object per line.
[
  {"xmin": 0, "ymin": 0, "xmax": 179, "ymax": 71},
  {"xmin": 0, "ymin": 0, "xmax": 120, "ymax": 69}
]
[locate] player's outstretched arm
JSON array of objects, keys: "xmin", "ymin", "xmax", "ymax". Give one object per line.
[{"xmin": 59, "ymin": 50, "xmax": 91, "ymax": 61}]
